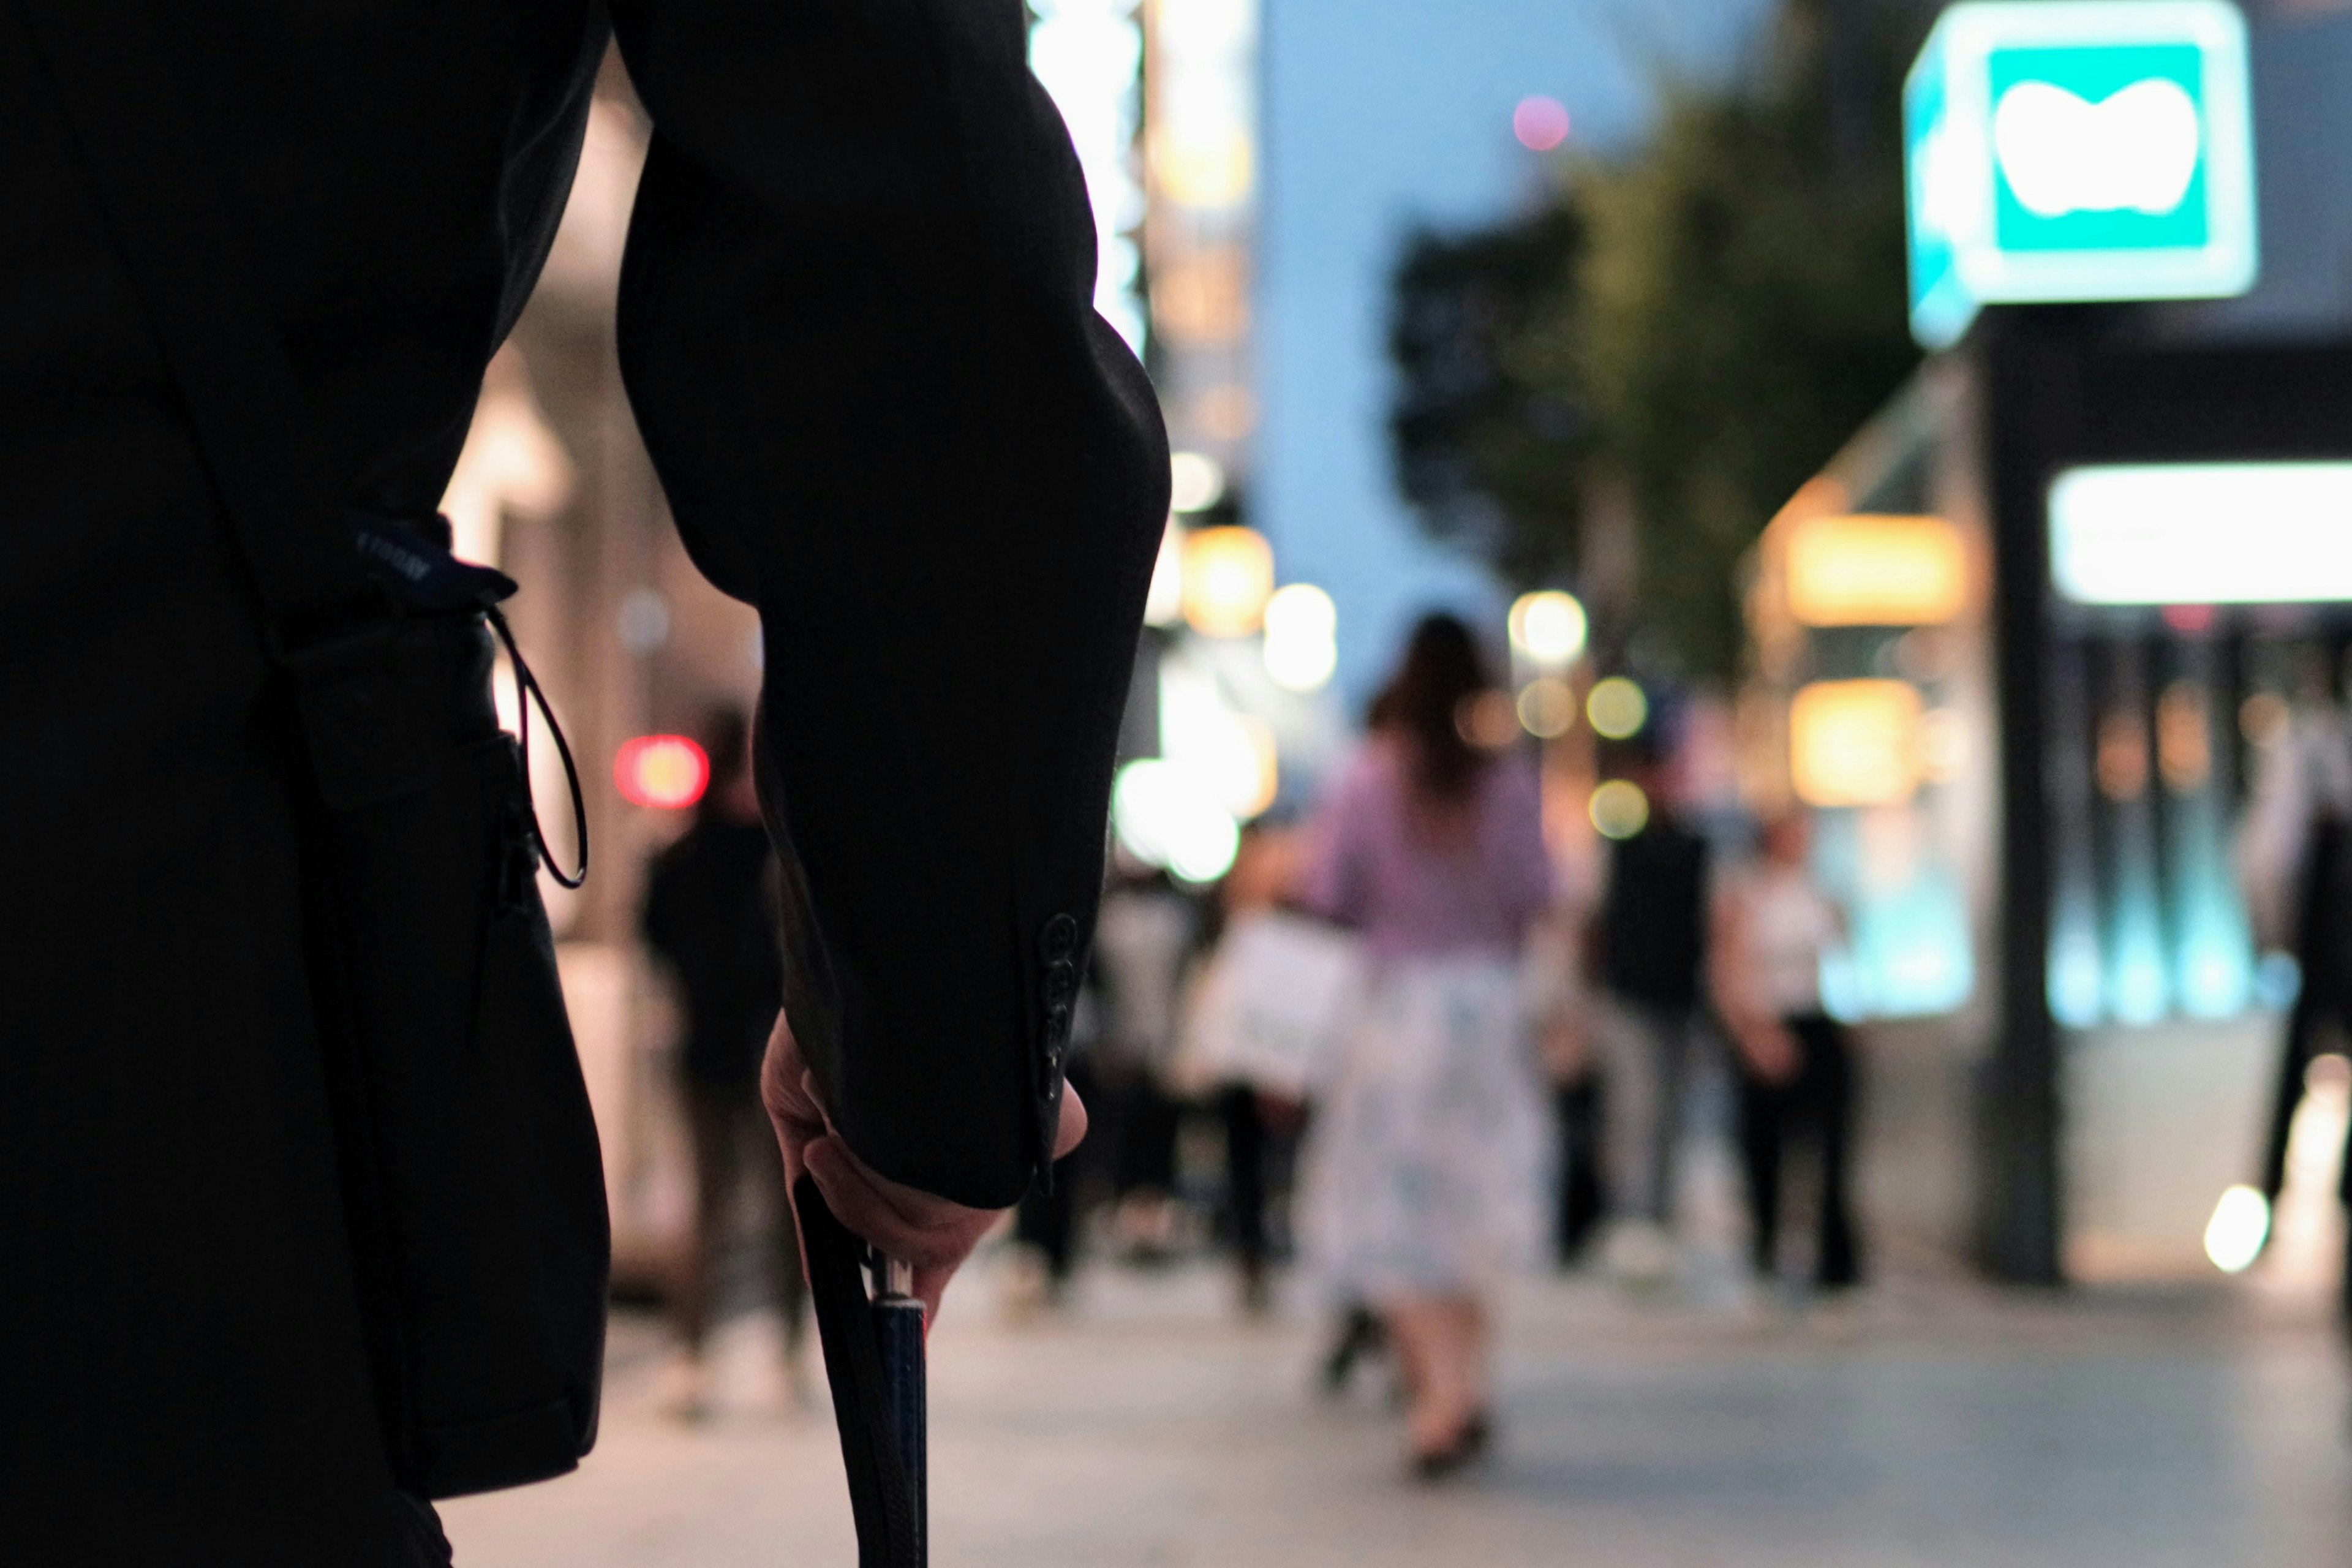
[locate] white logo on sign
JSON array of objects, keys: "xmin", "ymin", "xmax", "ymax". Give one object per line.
[{"xmin": 1992, "ymin": 78, "xmax": 2202, "ymax": 219}]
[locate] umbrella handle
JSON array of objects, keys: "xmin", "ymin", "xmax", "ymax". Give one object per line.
[{"xmin": 871, "ymin": 1253, "xmax": 927, "ymax": 1567}]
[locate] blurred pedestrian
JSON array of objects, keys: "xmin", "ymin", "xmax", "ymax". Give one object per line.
[
  {"xmin": 641, "ymin": 707, "xmax": 804, "ymax": 1416},
  {"xmin": 1588, "ymin": 737, "xmax": 1712, "ymax": 1283},
  {"xmin": 1092, "ymin": 863, "xmax": 1202, "ymax": 1262},
  {"xmin": 1297, "ymin": 613, "xmax": 1553, "ymax": 1477},
  {"xmin": 1532, "ymin": 934, "xmax": 1609, "ymax": 1266},
  {"xmin": 1174, "ymin": 824, "xmax": 1326, "ymax": 1314},
  {"xmin": 1710, "ymin": 811, "xmax": 1862, "ymax": 1291},
  {"xmin": 2239, "ymin": 654, "xmax": 2352, "ymax": 1321}
]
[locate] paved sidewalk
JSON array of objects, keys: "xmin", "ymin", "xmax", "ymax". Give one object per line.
[{"xmin": 442, "ymin": 1256, "xmax": 2352, "ymax": 1568}]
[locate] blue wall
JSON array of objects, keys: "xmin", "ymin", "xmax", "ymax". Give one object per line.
[{"xmin": 1257, "ymin": 0, "xmax": 1773, "ymax": 705}]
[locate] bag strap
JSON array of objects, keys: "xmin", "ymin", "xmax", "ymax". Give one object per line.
[
  {"xmin": 794, "ymin": 1175, "xmax": 922, "ymax": 1568},
  {"xmin": 16, "ymin": 0, "xmax": 374, "ymax": 633}
]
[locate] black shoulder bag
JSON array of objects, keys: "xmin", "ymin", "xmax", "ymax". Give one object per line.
[{"xmin": 18, "ymin": 0, "xmax": 611, "ymax": 1499}]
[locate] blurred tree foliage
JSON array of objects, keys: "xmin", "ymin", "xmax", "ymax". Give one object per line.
[{"xmin": 1389, "ymin": 0, "xmax": 1925, "ymax": 676}]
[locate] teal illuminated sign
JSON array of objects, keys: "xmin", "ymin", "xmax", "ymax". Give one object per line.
[{"xmin": 1905, "ymin": 1, "xmax": 2258, "ymax": 350}]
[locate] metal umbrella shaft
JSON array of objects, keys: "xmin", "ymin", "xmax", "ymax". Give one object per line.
[{"xmin": 872, "ymin": 1254, "xmax": 927, "ymax": 1566}]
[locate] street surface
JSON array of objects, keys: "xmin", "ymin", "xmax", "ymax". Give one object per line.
[{"xmin": 443, "ymin": 1251, "xmax": 2352, "ymax": 1568}]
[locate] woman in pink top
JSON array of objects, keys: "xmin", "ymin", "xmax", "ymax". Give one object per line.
[{"xmin": 1297, "ymin": 614, "xmax": 1553, "ymax": 1478}]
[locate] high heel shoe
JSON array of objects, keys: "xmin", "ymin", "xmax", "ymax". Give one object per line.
[
  {"xmin": 1407, "ymin": 1409, "xmax": 1492, "ymax": 1482},
  {"xmin": 1319, "ymin": 1305, "xmax": 1384, "ymax": 1396},
  {"xmin": 1409, "ymin": 1435, "xmax": 1472, "ymax": 1482}
]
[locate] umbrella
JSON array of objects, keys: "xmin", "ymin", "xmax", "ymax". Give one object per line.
[{"xmin": 796, "ymin": 1177, "xmax": 927, "ymax": 1568}]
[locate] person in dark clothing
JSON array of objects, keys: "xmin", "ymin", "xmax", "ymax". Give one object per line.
[
  {"xmin": 1544, "ymin": 1028, "xmax": 1609, "ymax": 1265},
  {"xmin": 1, "ymin": 1, "xmax": 1161, "ymax": 1559},
  {"xmin": 1216, "ymin": 1082, "xmax": 1274, "ymax": 1310},
  {"xmin": 1711, "ymin": 812, "xmax": 1863, "ymax": 1289},
  {"xmin": 641, "ymin": 707, "xmax": 807, "ymax": 1414},
  {"xmin": 1090, "ymin": 867, "xmax": 1199, "ymax": 1259},
  {"xmin": 2252, "ymin": 812, "xmax": 2352, "ymax": 1330},
  {"xmin": 1733, "ymin": 1017, "xmax": 1861, "ymax": 1285},
  {"xmin": 1199, "ymin": 823, "xmax": 1305, "ymax": 1314},
  {"xmin": 1589, "ymin": 742, "xmax": 1712, "ymax": 1272}
]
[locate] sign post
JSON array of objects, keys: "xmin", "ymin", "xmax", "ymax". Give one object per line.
[{"xmin": 1906, "ymin": 0, "xmax": 2258, "ymax": 349}]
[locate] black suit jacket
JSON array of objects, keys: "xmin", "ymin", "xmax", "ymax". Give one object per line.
[{"xmin": 0, "ymin": 0, "xmax": 1163, "ymax": 1558}]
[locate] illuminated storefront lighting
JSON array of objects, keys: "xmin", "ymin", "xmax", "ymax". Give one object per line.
[
  {"xmin": 1030, "ymin": 0, "xmax": 1148, "ymax": 350},
  {"xmin": 1784, "ymin": 514, "xmax": 1967, "ymax": 627},
  {"xmin": 1905, "ymin": 0, "xmax": 2258, "ymax": 349},
  {"xmin": 1790, "ymin": 680, "xmax": 1924, "ymax": 809},
  {"xmin": 2051, "ymin": 462, "xmax": 2352, "ymax": 604},
  {"xmin": 1150, "ymin": 0, "xmax": 1258, "ymax": 210}
]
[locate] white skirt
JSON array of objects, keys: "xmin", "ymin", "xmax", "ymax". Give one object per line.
[{"xmin": 1300, "ymin": 952, "xmax": 1551, "ymax": 1300}]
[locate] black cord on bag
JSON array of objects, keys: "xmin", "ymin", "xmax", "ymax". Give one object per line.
[{"xmin": 486, "ymin": 604, "xmax": 589, "ymax": 890}]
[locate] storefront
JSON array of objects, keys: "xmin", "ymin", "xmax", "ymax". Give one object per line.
[{"xmin": 1754, "ymin": 326, "xmax": 2352, "ymax": 1283}]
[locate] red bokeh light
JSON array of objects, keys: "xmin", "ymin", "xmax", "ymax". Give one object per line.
[
  {"xmin": 616, "ymin": 734, "xmax": 709, "ymax": 810},
  {"xmin": 2162, "ymin": 603, "xmax": 2216, "ymax": 634},
  {"xmin": 1513, "ymin": 95, "xmax": 1570, "ymax": 152}
]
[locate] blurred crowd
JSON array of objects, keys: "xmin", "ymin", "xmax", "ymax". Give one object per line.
[
  {"xmin": 630, "ymin": 612, "xmax": 2352, "ymax": 1487},
  {"xmin": 630, "ymin": 611, "xmax": 1882, "ymax": 1479}
]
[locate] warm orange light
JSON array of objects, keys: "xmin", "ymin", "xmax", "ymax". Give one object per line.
[
  {"xmin": 1182, "ymin": 526, "xmax": 1275, "ymax": 638},
  {"xmin": 1784, "ymin": 514, "xmax": 1967, "ymax": 627},
  {"xmin": 616, "ymin": 735, "xmax": 709, "ymax": 810},
  {"xmin": 1789, "ymin": 680, "xmax": 1923, "ymax": 808}
]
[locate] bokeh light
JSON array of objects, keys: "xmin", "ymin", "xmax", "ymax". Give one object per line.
[
  {"xmin": 2239, "ymin": 690, "xmax": 2290, "ymax": 748},
  {"xmin": 1589, "ymin": 778, "xmax": 1650, "ymax": 839},
  {"xmin": 1513, "ymin": 94, "xmax": 1570, "ymax": 151},
  {"xmin": 1586, "ymin": 676, "xmax": 1649, "ymax": 740},
  {"xmin": 1517, "ymin": 677, "xmax": 1576, "ymax": 739},
  {"xmin": 1917, "ymin": 707, "xmax": 1967, "ymax": 780},
  {"xmin": 1508, "ymin": 589, "xmax": 1588, "ymax": 667},
  {"xmin": 1144, "ymin": 519, "xmax": 1186, "ymax": 627},
  {"xmin": 616, "ymin": 587, "xmax": 671, "ymax": 653},
  {"xmin": 1182, "ymin": 525, "xmax": 1276, "ymax": 637},
  {"xmin": 1455, "ymin": 688, "xmax": 1521, "ymax": 750},
  {"xmin": 1112, "ymin": 758, "xmax": 1242, "ymax": 883},
  {"xmin": 2203, "ymin": 1185, "xmax": 2269, "ymax": 1273},
  {"xmin": 1169, "ymin": 450, "xmax": 1227, "ymax": 513},
  {"xmin": 1161, "ymin": 657, "xmax": 1280, "ymax": 820},
  {"xmin": 1262, "ymin": 582, "xmax": 1339, "ymax": 692},
  {"xmin": 616, "ymin": 735, "xmax": 709, "ymax": 810}
]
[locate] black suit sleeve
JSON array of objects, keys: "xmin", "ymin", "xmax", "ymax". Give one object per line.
[{"xmin": 609, "ymin": 0, "xmax": 1169, "ymax": 1207}]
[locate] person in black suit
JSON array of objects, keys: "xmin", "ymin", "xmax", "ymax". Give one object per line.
[{"xmin": 0, "ymin": 2, "xmax": 1164, "ymax": 1561}]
